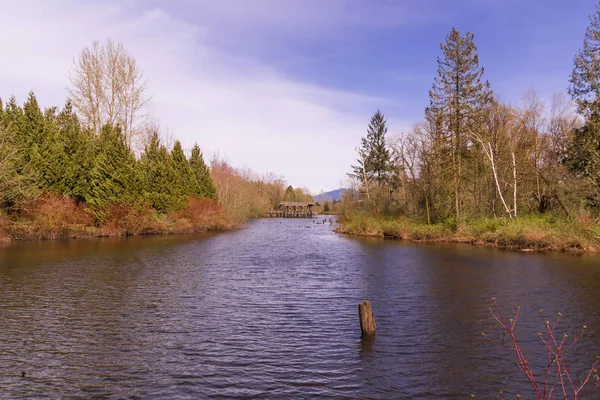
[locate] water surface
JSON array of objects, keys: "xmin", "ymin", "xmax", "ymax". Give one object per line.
[{"xmin": 1, "ymin": 218, "xmax": 600, "ymax": 398}]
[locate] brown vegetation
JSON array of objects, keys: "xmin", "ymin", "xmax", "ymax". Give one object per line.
[
  {"xmin": 0, "ymin": 193, "xmax": 230, "ymax": 242},
  {"xmin": 210, "ymin": 155, "xmax": 288, "ymax": 224},
  {"xmin": 336, "ymin": 212, "xmax": 600, "ymax": 253}
]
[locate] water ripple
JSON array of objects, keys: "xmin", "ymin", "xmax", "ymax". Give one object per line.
[{"xmin": 1, "ymin": 219, "xmax": 600, "ymax": 398}]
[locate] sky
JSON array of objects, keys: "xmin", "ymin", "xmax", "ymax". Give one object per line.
[{"xmin": 0, "ymin": 0, "xmax": 596, "ymax": 193}]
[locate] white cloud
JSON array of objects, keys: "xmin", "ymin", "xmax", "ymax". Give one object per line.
[{"xmin": 0, "ymin": 0, "xmax": 415, "ymax": 193}]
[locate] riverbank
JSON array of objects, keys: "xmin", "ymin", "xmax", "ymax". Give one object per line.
[
  {"xmin": 0, "ymin": 195, "xmax": 232, "ymax": 243},
  {"xmin": 336, "ymin": 213, "xmax": 600, "ymax": 253}
]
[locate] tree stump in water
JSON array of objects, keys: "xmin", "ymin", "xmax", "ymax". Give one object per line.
[{"xmin": 359, "ymin": 300, "xmax": 376, "ymax": 336}]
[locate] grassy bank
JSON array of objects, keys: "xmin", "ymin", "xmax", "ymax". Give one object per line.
[
  {"xmin": 336, "ymin": 212, "xmax": 600, "ymax": 252},
  {"xmin": 0, "ymin": 194, "xmax": 232, "ymax": 242}
]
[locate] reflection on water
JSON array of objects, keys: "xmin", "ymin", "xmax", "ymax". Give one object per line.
[{"xmin": 1, "ymin": 219, "xmax": 600, "ymax": 398}]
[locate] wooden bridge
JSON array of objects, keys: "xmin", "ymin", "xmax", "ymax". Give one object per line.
[{"xmin": 266, "ymin": 201, "xmax": 318, "ymax": 218}]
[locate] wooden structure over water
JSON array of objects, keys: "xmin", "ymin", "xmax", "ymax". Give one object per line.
[{"xmin": 266, "ymin": 201, "xmax": 318, "ymax": 218}]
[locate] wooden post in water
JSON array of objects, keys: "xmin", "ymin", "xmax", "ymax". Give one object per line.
[{"xmin": 359, "ymin": 300, "xmax": 376, "ymax": 336}]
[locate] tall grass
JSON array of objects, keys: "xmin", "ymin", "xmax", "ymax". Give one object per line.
[{"xmin": 337, "ymin": 212, "xmax": 600, "ymax": 252}]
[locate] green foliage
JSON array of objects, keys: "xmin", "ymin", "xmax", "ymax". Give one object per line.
[
  {"xmin": 139, "ymin": 132, "xmax": 180, "ymax": 213},
  {"xmin": 323, "ymin": 202, "xmax": 330, "ymax": 212},
  {"xmin": 570, "ymin": 3, "xmax": 600, "ymax": 120},
  {"xmin": 426, "ymin": 27, "xmax": 492, "ymax": 220},
  {"xmin": 283, "ymin": 185, "xmax": 296, "ymax": 201},
  {"xmin": 86, "ymin": 125, "xmax": 139, "ymax": 218},
  {"xmin": 57, "ymin": 101, "xmax": 94, "ymax": 200},
  {"xmin": 565, "ymin": 120, "xmax": 600, "ymax": 208},
  {"xmin": 171, "ymin": 141, "xmax": 197, "ymax": 199},
  {"xmin": 29, "ymin": 107, "xmax": 68, "ymax": 193},
  {"xmin": 350, "ymin": 110, "xmax": 391, "ymax": 185},
  {"xmin": 189, "ymin": 144, "xmax": 216, "ymax": 200},
  {"xmin": 568, "ymin": 6, "xmax": 600, "ymax": 209},
  {"xmin": 21, "ymin": 91, "xmax": 46, "ymax": 160},
  {"xmin": 0, "ymin": 92, "xmax": 221, "ymax": 226},
  {"xmin": 0, "ymin": 124, "xmax": 37, "ymax": 209},
  {"xmin": 339, "ymin": 212, "xmax": 598, "ymax": 252}
]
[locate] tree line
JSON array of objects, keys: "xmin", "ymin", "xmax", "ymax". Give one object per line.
[
  {"xmin": 282, "ymin": 185, "xmax": 314, "ymax": 202},
  {"xmin": 0, "ymin": 39, "xmax": 293, "ymax": 238},
  {"xmin": 348, "ymin": 6, "xmax": 600, "ymax": 225},
  {"xmin": 0, "ymin": 92, "xmax": 215, "ymax": 220}
]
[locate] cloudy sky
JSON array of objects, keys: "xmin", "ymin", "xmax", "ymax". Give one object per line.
[{"xmin": 0, "ymin": 0, "xmax": 596, "ymax": 193}]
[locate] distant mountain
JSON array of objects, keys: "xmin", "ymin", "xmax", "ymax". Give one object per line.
[{"xmin": 314, "ymin": 188, "xmax": 348, "ymax": 203}]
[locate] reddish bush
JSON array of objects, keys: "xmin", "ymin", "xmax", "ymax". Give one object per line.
[
  {"xmin": 101, "ymin": 202, "xmax": 158, "ymax": 236},
  {"xmin": 0, "ymin": 213, "xmax": 11, "ymax": 242},
  {"xmin": 16, "ymin": 193, "xmax": 94, "ymax": 239},
  {"xmin": 175, "ymin": 198, "xmax": 229, "ymax": 232}
]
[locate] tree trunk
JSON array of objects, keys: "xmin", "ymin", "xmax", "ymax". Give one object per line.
[{"xmin": 512, "ymin": 152, "xmax": 517, "ymax": 218}]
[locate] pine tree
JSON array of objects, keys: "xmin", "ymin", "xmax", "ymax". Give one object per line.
[
  {"xmin": 189, "ymin": 144, "xmax": 216, "ymax": 200},
  {"xmin": 428, "ymin": 27, "xmax": 492, "ymax": 220},
  {"xmin": 58, "ymin": 101, "xmax": 93, "ymax": 201},
  {"xmin": 565, "ymin": 121, "xmax": 600, "ymax": 208},
  {"xmin": 171, "ymin": 140, "xmax": 197, "ymax": 201},
  {"xmin": 139, "ymin": 132, "xmax": 180, "ymax": 213},
  {"xmin": 28, "ymin": 107, "xmax": 68, "ymax": 192},
  {"xmin": 567, "ymin": 3, "xmax": 600, "ymax": 207},
  {"xmin": 350, "ymin": 110, "xmax": 391, "ymax": 186},
  {"xmin": 20, "ymin": 92, "xmax": 67, "ymax": 191},
  {"xmin": 0, "ymin": 97, "xmax": 36, "ymax": 208},
  {"xmin": 87, "ymin": 125, "xmax": 139, "ymax": 217},
  {"xmin": 570, "ymin": 3, "xmax": 600, "ymax": 120},
  {"xmin": 21, "ymin": 92, "xmax": 46, "ymax": 165},
  {"xmin": 4, "ymin": 96, "xmax": 25, "ymax": 141},
  {"xmin": 0, "ymin": 124, "xmax": 36, "ymax": 210}
]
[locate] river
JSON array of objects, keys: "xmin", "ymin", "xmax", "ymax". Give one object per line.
[{"xmin": 1, "ymin": 217, "xmax": 600, "ymax": 398}]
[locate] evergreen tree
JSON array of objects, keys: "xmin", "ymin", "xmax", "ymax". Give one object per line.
[
  {"xmin": 570, "ymin": 3, "xmax": 600, "ymax": 120},
  {"xmin": 0, "ymin": 124, "xmax": 36, "ymax": 210},
  {"xmin": 58, "ymin": 101, "xmax": 93, "ymax": 201},
  {"xmin": 565, "ymin": 121, "xmax": 600, "ymax": 208},
  {"xmin": 20, "ymin": 92, "xmax": 67, "ymax": 191},
  {"xmin": 171, "ymin": 140, "xmax": 197, "ymax": 200},
  {"xmin": 3, "ymin": 97, "xmax": 25, "ymax": 151},
  {"xmin": 427, "ymin": 27, "xmax": 492, "ymax": 220},
  {"xmin": 189, "ymin": 144, "xmax": 216, "ymax": 200},
  {"xmin": 350, "ymin": 110, "xmax": 391, "ymax": 186},
  {"xmin": 87, "ymin": 125, "xmax": 139, "ymax": 217},
  {"xmin": 139, "ymin": 132, "xmax": 180, "ymax": 213},
  {"xmin": 283, "ymin": 185, "xmax": 296, "ymax": 201},
  {"xmin": 567, "ymin": 3, "xmax": 600, "ymax": 207},
  {"xmin": 28, "ymin": 106, "xmax": 67, "ymax": 192},
  {"xmin": 21, "ymin": 92, "xmax": 46, "ymax": 165},
  {"xmin": 0, "ymin": 97, "xmax": 36, "ymax": 208}
]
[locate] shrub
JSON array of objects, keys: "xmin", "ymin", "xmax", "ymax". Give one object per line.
[
  {"xmin": 16, "ymin": 193, "xmax": 93, "ymax": 239},
  {"xmin": 100, "ymin": 201, "xmax": 158, "ymax": 236},
  {"xmin": 172, "ymin": 198, "xmax": 229, "ymax": 232}
]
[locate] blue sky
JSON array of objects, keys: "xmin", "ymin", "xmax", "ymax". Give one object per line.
[{"xmin": 0, "ymin": 0, "xmax": 596, "ymax": 192}]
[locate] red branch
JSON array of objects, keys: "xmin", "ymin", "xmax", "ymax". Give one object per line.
[{"xmin": 484, "ymin": 298, "xmax": 599, "ymax": 399}]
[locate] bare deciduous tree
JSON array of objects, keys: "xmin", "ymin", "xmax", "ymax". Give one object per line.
[{"xmin": 68, "ymin": 39, "xmax": 151, "ymax": 148}]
